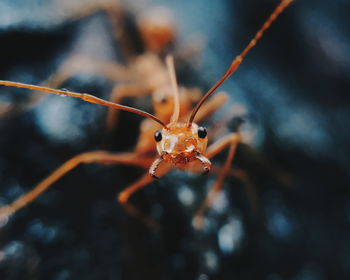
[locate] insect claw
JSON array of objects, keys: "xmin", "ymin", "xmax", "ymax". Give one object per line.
[
  {"xmin": 149, "ymin": 156, "xmax": 164, "ymax": 179},
  {"xmin": 195, "ymin": 154, "xmax": 211, "ymax": 175}
]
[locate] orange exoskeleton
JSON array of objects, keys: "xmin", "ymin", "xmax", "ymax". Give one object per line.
[{"xmin": 0, "ymin": 0, "xmax": 293, "ymax": 228}]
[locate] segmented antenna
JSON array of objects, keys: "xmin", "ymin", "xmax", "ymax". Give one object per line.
[
  {"xmin": 0, "ymin": 80, "xmax": 166, "ymax": 127},
  {"xmin": 188, "ymin": 0, "xmax": 293, "ymax": 124},
  {"xmin": 165, "ymin": 55, "xmax": 180, "ymax": 124}
]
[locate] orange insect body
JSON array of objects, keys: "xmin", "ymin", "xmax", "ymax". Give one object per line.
[{"xmin": 0, "ymin": 0, "xmax": 293, "ymax": 227}]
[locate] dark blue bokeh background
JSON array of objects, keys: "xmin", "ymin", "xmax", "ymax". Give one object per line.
[{"xmin": 0, "ymin": 0, "xmax": 349, "ymax": 279}]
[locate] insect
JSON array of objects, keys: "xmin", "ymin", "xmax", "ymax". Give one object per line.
[
  {"xmin": 0, "ymin": 1, "xmax": 181, "ymax": 126},
  {"xmin": 0, "ymin": 0, "xmax": 293, "ymax": 229}
]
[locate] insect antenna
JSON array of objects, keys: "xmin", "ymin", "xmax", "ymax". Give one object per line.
[
  {"xmin": 0, "ymin": 80, "xmax": 166, "ymax": 127},
  {"xmin": 165, "ymin": 55, "xmax": 180, "ymax": 124},
  {"xmin": 188, "ymin": 0, "xmax": 293, "ymax": 125}
]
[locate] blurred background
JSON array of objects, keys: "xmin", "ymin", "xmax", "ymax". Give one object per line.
[{"xmin": 0, "ymin": 0, "xmax": 349, "ymax": 279}]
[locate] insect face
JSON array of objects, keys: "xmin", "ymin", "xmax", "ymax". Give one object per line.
[{"xmin": 155, "ymin": 122, "xmax": 208, "ymax": 165}]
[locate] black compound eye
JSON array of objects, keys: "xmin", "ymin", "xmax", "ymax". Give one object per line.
[
  {"xmin": 198, "ymin": 127, "xmax": 207, "ymax": 138},
  {"xmin": 154, "ymin": 130, "xmax": 162, "ymax": 142}
]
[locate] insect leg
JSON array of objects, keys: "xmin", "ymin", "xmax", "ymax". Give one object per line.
[
  {"xmin": 188, "ymin": 92, "xmax": 228, "ymax": 123},
  {"xmin": 0, "ymin": 55, "xmax": 131, "ymax": 119},
  {"xmin": 116, "ymin": 165, "xmax": 171, "ymax": 231},
  {"xmin": 194, "ymin": 133, "xmax": 240, "ymax": 229},
  {"xmin": 60, "ymin": 0, "xmax": 121, "ymax": 22},
  {"xmin": 48, "ymin": 56, "xmax": 131, "ymax": 83},
  {"xmin": 106, "ymin": 84, "xmax": 152, "ymax": 132},
  {"xmin": 0, "ymin": 151, "xmax": 153, "ymax": 222},
  {"xmin": 117, "ymin": 163, "xmax": 170, "ymax": 204},
  {"xmin": 66, "ymin": 0, "xmax": 146, "ymax": 59},
  {"xmin": 210, "ymin": 164, "xmax": 260, "ymax": 219},
  {"xmin": 117, "ymin": 172, "xmax": 162, "ymax": 230}
]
